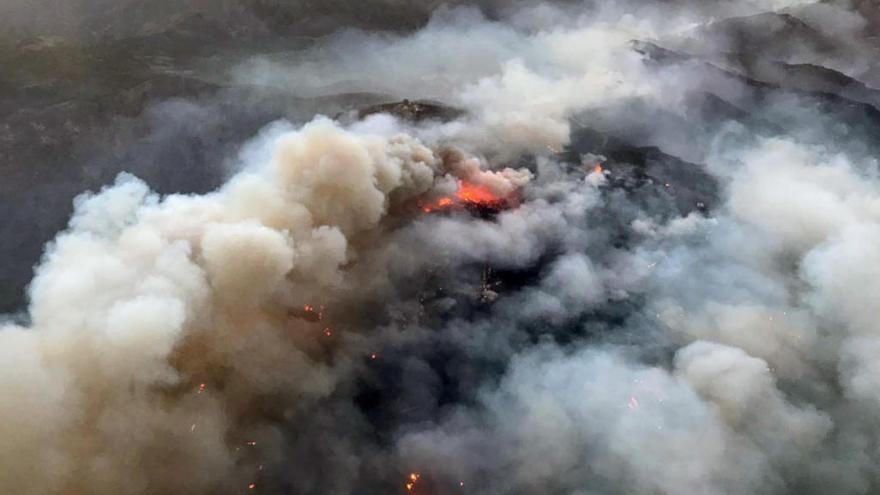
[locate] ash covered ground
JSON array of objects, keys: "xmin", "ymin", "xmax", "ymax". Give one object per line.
[{"xmin": 4, "ymin": 1, "xmax": 880, "ymax": 494}]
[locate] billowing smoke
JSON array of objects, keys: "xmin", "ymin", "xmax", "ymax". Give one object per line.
[{"xmin": 5, "ymin": 0, "xmax": 880, "ymax": 494}]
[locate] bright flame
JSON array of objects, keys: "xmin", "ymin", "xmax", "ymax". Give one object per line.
[
  {"xmin": 593, "ymin": 164, "xmax": 604, "ymax": 175},
  {"xmin": 405, "ymin": 473, "xmax": 421, "ymax": 492},
  {"xmin": 455, "ymin": 180, "xmax": 499, "ymax": 204},
  {"xmin": 420, "ymin": 180, "xmax": 507, "ymax": 213}
]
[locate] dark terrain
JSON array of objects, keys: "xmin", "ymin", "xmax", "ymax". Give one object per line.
[{"xmin": 3, "ymin": 0, "xmax": 880, "ymax": 314}]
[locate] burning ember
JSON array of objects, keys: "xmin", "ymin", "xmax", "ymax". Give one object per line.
[
  {"xmin": 406, "ymin": 473, "xmax": 421, "ymax": 492},
  {"xmin": 290, "ymin": 304, "xmax": 324, "ymax": 322},
  {"xmin": 420, "ymin": 180, "xmax": 514, "ymax": 214}
]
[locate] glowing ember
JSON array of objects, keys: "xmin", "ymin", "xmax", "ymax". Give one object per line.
[
  {"xmin": 245, "ymin": 440, "xmax": 257, "ymax": 446},
  {"xmin": 421, "ymin": 196, "xmax": 456, "ymax": 213},
  {"xmin": 405, "ymin": 473, "xmax": 421, "ymax": 492},
  {"xmin": 197, "ymin": 383, "xmax": 206, "ymax": 394},
  {"xmin": 593, "ymin": 164, "xmax": 604, "ymax": 174},
  {"xmin": 294, "ymin": 304, "xmax": 324, "ymax": 322},
  {"xmin": 324, "ymin": 328, "xmax": 332, "ymax": 337},
  {"xmin": 248, "ymin": 483, "xmax": 256, "ymax": 490},
  {"xmin": 370, "ymin": 353, "xmax": 378, "ymax": 360}
]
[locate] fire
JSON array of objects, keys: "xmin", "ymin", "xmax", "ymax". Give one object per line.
[
  {"xmin": 406, "ymin": 473, "xmax": 421, "ymax": 492},
  {"xmin": 593, "ymin": 164, "xmax": 604, "ymax": 175},
  {"xmin": 420, "ymin": 180, "xmax": 509, "ymax": 213},
  {"xmin": 455, "ymin": 181, "xmax": 499, "ymax": 204},
  {"xmin": 292, "ymin": 304, "xmax": 323, "ymax": 322}
]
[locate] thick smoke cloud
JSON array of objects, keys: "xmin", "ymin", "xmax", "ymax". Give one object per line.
[{"xmin": 5, "ymin": 0, "xmax": 880, "ymax": 494}]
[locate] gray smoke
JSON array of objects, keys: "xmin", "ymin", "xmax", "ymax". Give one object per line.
[{"xmin": 5, "ymin": 1, "xmax": 880, "ymax": 494}]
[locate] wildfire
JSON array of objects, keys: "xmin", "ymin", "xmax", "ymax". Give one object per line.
[
  {"xmin": 406, "ymin": 473, "xmax": 421, "ymax": 492},
  {"xmin": 420, "ymin": 180, "xmax": 509, "ymax": 213},
  {"xmin": 455, "ymin": 181, "xmax": 499, "ymax": 204},
  {"xmin": 291, "ymin": 304, "xmax": 323, "ymax": 322},
  {"xmin": 593, "ymin": 164, "xmax": 604, "ymax": 175},
  {"xmin": 422, "ymin": 197, "xmax": 454, "ymax": 212}
]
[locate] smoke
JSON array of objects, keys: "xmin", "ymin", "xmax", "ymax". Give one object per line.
[
  {"xmin": 0, "ymin": 115, "xmax": 536, "ymax": 494},
  {"xmin": 7, "ymin": 0, "xmax": 880, "ymax": 494}
]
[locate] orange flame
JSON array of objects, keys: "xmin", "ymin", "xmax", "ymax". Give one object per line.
[
  {"xmin": 455, "ymin": 181, "xmax": 499, "ymax": 204},
  {"xmin": 420, "ymin": 180, "xmax": 507, "ymax": 213},
  {"xmin": 405, "ymin": 473, "xmax": 421, "ymax": 492}
]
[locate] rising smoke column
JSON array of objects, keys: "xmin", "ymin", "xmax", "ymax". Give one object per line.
[{"xmin": 0, "ymin": 116, "xmax": 532, "ymax": 494}]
